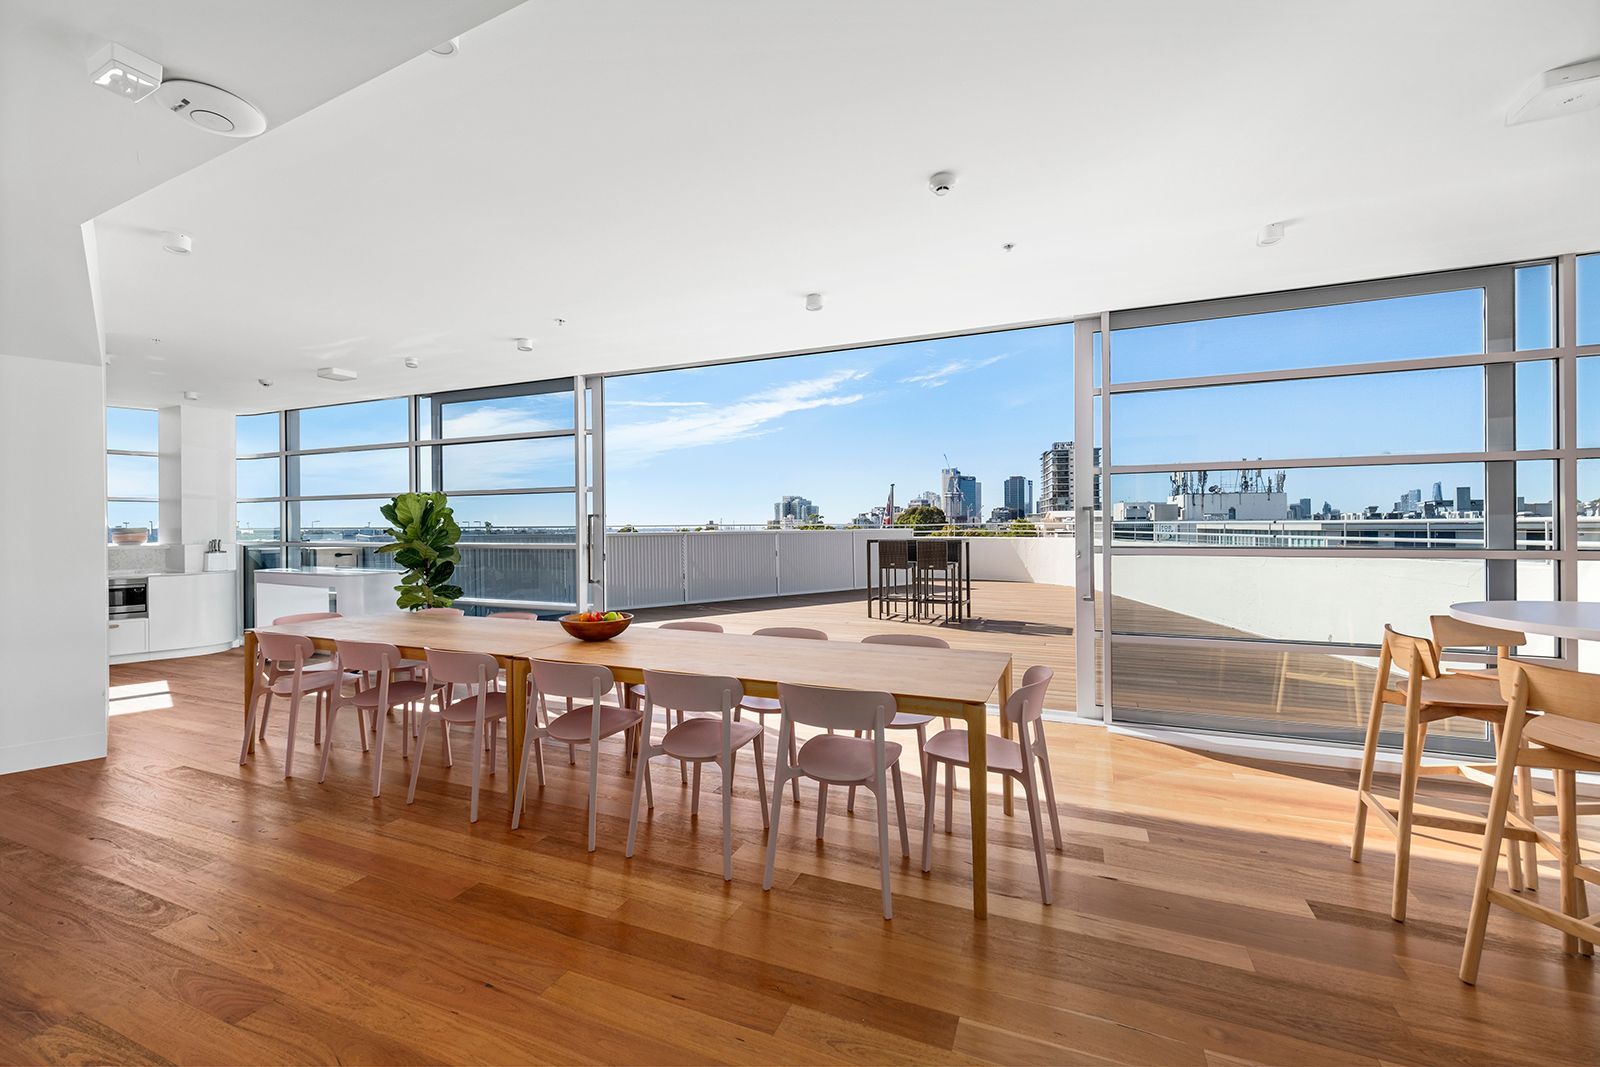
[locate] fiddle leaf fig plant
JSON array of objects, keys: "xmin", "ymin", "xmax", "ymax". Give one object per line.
[{"xmin": 377, "ymin": 491, "xmax": 465, "ymax": 610}]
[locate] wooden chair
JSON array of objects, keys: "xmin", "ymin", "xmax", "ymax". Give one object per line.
[
  {"xmin": 1460, "ymin": 657, "xmax": 1600, "ymax": 984},
  {"xmin": 1350, "ymin": 622, "xmax": 1533, "ymax": 921}
]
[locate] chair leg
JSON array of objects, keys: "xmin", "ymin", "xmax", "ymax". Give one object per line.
[
  {"xmin": 313, "ymin": 693, "xmax": 322, "ymax": 747},
  {"xmin": 875, "ymin": 775, "xmax": 893, "ymax": 920},
  {"xmin": 240, "ymin": 690, "xmax": 262, "ymax": 764},
  {"xmin": 626, "ymin": 743, "xmax": 653, "ymax": 858},
  {"xmin": 721, "ymin": 748, "xmax": 735, "ymax": 882},
  {"xmin": 1034, "ymin": 733, "xmax": 1063, "ymax": 849},
  {"xmin": 318, "ymin": 701, "xmax": 341, "ymax": 783},
  {"xmin": 762, "ymin": 770, "xmax": 788, "ymax": 892},
  {"xmin": 468, "ymin": 721, "xmax": 484, "ymax": 824},
  {"xmin": 406, "ymin": 717, "xmax": 432, "ymax": 804},
  {"xmin": 691, "ymin": 762, "xmax": 702, "ymax": 817},
  {"xmin": 511, "ymin": 723, "xmax": 540, "ymax": 831},
  {"xmin": 356, "ymin": 706, "xmax": 370, "ymax": 753},
  {"xmin": 816, "ymin": 783, "xmax": 828, "ymax": 839},
  {"xmin": 442, "ymin": 723, "xmax": 454, "ymax": 768},
  {"xmin": 944, "ymin": 760, "xmax": 956, "ymax": 833},
  {"xmin": 1556, "ymin": 769, "xmax": 1593, "ymax": 956},
  {"xmin": 1492, "ymin": 722, "xmax": 1526, "ymax": 894},
  {"xmin": 789, "ymin": 729, "xmax": 800, "ymax": 803},
  {"xmin": 1351, "ymin": 689, "xmax": 1385, "ymax": 862},
  {"xmin": 586, "ymin": 744, "xmax": 601, "ymax": 853},
  {"xmin": 1459, "ymin": 713, "xmax": 1525, "ymax": 984},
  {"xmin": 283, "ymin": 689, "xmax": 303, "ymax": 779},
  {"xmin": 1021, "ymin": 771, "xmax": 1052, "ymax": 905},
  {"xmin": 891, "ymin": 764, "xmax": 909, "ymax": 858},
  {"xmin": 488, "ymin": 719, "xmax": 499, "ymax": 775},
  {"xmin": 1516, "ymin": 765, "xmax": 1540, "ymax": 891},
  {"xmin": 258, "ymin": 690, "xmax": 274, "ymax": 740},
  {"xmin": 1390, "ymin": 711, "xmax": 1424, "ymax": 922},
  {"xmin": 921, "ymin": 757, "xmax": 937, "ymax": 873},
  {"xmin": 754, "ymin": 734, "xmax": 770, "ymax": 831}
]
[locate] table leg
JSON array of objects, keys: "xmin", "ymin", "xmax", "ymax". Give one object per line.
[
  {"xmin": 242, "ymin": 630, "xmax": 258, "ymax": 756},
  {"xmin": 998, "ymin": 660, "xmax": 1015, "ymax": 816},
  {"xmin": 506, "ymin": 657, "xmax": 529, "ymax": 816},
  {"xmin": 966, "ymin": 701, "xmax": 988, "ymax": 919}
]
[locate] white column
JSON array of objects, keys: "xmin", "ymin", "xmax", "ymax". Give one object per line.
[{"xmin": 0, "ymin": 354, "xmax": 108, "ymax": 774}]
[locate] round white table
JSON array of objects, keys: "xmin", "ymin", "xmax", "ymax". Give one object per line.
[{"xmin": 1449, "ymin": 601, "xmax": 1600, "ymax": 642}]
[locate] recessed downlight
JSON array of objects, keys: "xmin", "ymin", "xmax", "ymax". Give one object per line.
[
  {"xmin": 805, "ymin": 293, "xmax": 823, "ymax": 312},
  {"xmin": 515, "ymin": 337, "xmax": 534, "ymax": 352},
  {"xmin": 431, "ymin": 38, "xmax": 461, "ymax": 57}
]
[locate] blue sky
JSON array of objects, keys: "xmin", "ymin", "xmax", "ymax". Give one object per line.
[{"xmin": 201, "ymin": 253, "xmax": 1600, "ymax": 530}]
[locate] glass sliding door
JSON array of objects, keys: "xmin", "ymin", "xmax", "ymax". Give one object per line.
[{"xmin": 1092, "ymin": 261, "xmax": 1569, "ymax": 753}]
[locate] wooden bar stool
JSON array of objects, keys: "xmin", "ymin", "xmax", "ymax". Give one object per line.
[
  {"xmin": 1460, "ymin": 657, "xmax": 1600, "ymax": 984},
  {"xmin": 1350, "ymin": 620, "xmax": 1534, "ymax": 921}
]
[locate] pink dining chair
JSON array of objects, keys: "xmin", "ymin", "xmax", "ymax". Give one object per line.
[
  {"xmin": 763, "ymin": 681, "xmax": 909, "ymax": 920},
  {"xmin": 849, "ymin": 633, "xmax": 952, "ymax": 813},
  {"xmin": 405, "ymin": 648, "xmax": 507, "ymax": 823},
  {"xmin": 252, "ymin": 612, "xmax": 346, "ymax": 745},
  {"xmin": 740, "ymin": 625, "xmax": 828, "ymax": 804},
  {"xmin": 241, "ymin": 631, "xmax": 346, "ymax": 779},
  {"xmin": 627, "ymin": 620, "xmax": 726, "ymax": 782},
  {"xmin": 626, "ymin": 669, "xmax": 769, "ymax": 880},
  {"xmin": 516, "ymin": 660, "xmax": 643, "ymax": 850},
  {"xmin": 414, "ymin": 607, "xmax": 466, "ymax": 616},
  {"xmin": 921, "ymin": 665, "xmax": 1061, "ymax": 903},
  {"xmin": 323, "ymin": 639, "xmax": 434, "ymax": 796}
]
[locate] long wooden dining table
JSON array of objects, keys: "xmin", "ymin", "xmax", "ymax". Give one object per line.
[{"xmin": 243, "ymin": 614, "xmax": 1015, "ymax": 917}]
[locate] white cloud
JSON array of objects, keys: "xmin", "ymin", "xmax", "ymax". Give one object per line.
[
  {"xmin": 898, "ymin": 353, "xmax": 1008, "ymax": 388},
  {"xmin": 606, "ymin": 369, "xmax": 868, "ymax": 461}
]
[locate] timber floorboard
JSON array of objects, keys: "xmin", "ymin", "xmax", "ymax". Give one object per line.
[{"xmin": 0, "ymin": 648, "xmax": 1594, "ymax": 1065}]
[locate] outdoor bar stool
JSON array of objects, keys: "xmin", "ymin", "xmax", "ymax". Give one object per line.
[
  {"xmin": 873, "ymin": 539, "xmax": 916, "ymax": 619},
  {"xmin": 1460, "ymin": 657, "xmax": 1600, "ymax": 984},
  {"xmin": 912, "ymin": 539, "xmax": 963, "ymax": 621},
  {"xmin": 1350, "ymin": 621, "xmax": 1535, "ymax": 922}
]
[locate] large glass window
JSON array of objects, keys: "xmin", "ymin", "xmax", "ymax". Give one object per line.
[
  {"xmin": 1100, "ymin": 264, "xmax": 1562, "ymax": 752},
  {"xmin": 107, "ymin": 406, "xmax": 159, "ymax": 542}
]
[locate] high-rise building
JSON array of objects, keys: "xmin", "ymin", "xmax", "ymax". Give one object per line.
[
  {"xmin": 1431, "ymin": 481, "xmax": 1444, "ymax": 503},
  {"xmin": 1003, "ymin": 475, "xmax": 1033, "ymax": 516},
  {"xmin": 773, "ymin": 495, "xmax": 819, "ymax": 526},
  {"xmin": 1455, "ymin": 485, "xmax": 1472, "ymax": 513},
  {"xmin": 940, "ymin": 468, "xmax": 980, "ymax": 524},
  {"xmin": 1039, "ymin": 442, "xmax": 1100, "ymax": 512}
]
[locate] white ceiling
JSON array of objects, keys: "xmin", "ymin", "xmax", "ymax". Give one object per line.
[
  {"xmin": 94, "ymin": 0, "xmax": 1600, "ymax": 412},
  {"xmin": 0, "ymin": 0, "xmax": 523, "ymax": 364}
]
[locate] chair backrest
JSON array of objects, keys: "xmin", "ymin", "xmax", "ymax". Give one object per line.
[
  {"xmin": 878, "ymin": 539, "xmax": 911, "ymax": 567},
  {"xmin": 424, "ymin": 648, "xmax": 499, "ymax": 687},
  {"xmin": 531, "ymin": 658, "xmax": 615, "ymax": 701},
  {"xmin": 489, "ymin": 611, "xmax": 539, "ymax": 620},
  {"xmin": 641, "ymin": 669, "xmax": 742, "ymax": 714},
  {"xmin": 1021, "ymin": 663, "xmax": 1054, "ymax": 690},
  {"xmin": 1381, "ymin": 624, "xmax": 1440, "ymax": 680},
  {"xmin": 272, "ymin": 611, "xmax": 342, "ymax": 625},
  {"xmin": 1003, "ymin": 672, "xmax": 1053, "ymax": 725},
  {"xmin": 257, "ymin": 631, "xmax": 316, "ymax": 667},
  {"xmin": 1429, "ymin": 614, "xmax": 1525, "ymax": 655},
  {"xmin": 860, "ymin": 633, "xmax": 950, "ymax": 649},
  {"xmin": 337, "ymin": 639, "xmax": 401, "ymax": 674},
  {"xmin": 753, "ymin": 626, "xmax": 828, "ymax": 641},
  {"xmin": 415, "ymin": 607, "xmax": 465, "ymax": 617},
  {"xmin": 660, "ymin": 620, "xmax": 724, "ymax": 633},
  {"xmin": 777, "ymin": 681, "xmax": 894, "ymax": 732},
  {"xmin": 1499, "ymin": 657, "xmax": 1600, "ymax": 727}
]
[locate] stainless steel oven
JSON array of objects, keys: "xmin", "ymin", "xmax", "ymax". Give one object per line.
[{"xmin": 109, "ymin": 577, "xmax": 148, "ymax": 620}]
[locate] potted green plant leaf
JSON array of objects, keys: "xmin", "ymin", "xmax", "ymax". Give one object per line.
[{"xmin": 377, "ymin": 491, "xmax": 465, "ymax": 610}]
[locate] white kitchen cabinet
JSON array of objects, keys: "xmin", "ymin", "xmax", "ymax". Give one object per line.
[
  {"xmin": 107, "ymin": 618, "xmax": 148, "ymax": 657},
  {"xmin": 145, "ymin": 572, "xmax": 239, "ymax": 654}
]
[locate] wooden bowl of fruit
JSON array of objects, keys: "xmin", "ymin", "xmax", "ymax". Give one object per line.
[{"xmin": 558, "ymin": 610, "xmax": 633, "ymax": 641}]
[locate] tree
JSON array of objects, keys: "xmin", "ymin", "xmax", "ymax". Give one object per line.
[
  {"xmin": 894, "ymin": 504, "xmax": 947, "ymax": 529},
  {"xmin": 1007, "ymin": 519, "xmax": 1040, "ymax": 537}
]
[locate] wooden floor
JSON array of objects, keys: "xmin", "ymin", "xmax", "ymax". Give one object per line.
[{"xmin": 0, "ymin": 649, "xmax": 1595, "ymax": 1065}]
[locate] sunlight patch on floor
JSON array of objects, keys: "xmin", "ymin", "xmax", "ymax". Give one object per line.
[{"xmin": 109, "ymin": 679, "xmax": 172, "ymax": 716}]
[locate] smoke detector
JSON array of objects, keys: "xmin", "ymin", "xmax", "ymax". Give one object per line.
[
  {"xmin": 182, "ymin": 390, "xmax": 200, "ymax": 401},
  {"xmin": 928, "ymin": 171, "xmax": 956, "ymax": 196},
  {"xmin": 1508, "ymin": 58, "xmax": 1600, "ymax": 125},
  {"xmin": 162, "ymin": 231, "xmax": 192, "ymax": 255},
  {"xmin": 404, "ymin": 356, "xmax": 420, "ymax": 369},
  {"xmin": 805, "ymin": 293, "xmax": 823, "ymax": 312},
  {"xmin": 153, "ymin": 79, "xmax": 267, "ymax": 138}
]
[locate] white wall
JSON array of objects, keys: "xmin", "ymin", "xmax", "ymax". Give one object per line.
[
  {"xmin": 0, "ymin": 354, "xmax": 108, "ymax": 774},
  {"xmin": 158, "ymin": 404, "xmax": 236, "ymax": 546}
]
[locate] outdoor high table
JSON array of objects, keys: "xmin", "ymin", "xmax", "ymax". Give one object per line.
[
  {"xmin": 244, "ymin": 613, "xmax": 1014, "ymax": 918},
  {"xmin": 865, "ymin": 537, "xmax": 973, "ymax": 622}
]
